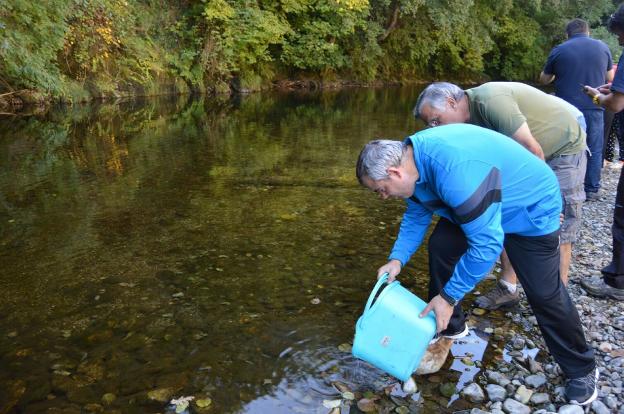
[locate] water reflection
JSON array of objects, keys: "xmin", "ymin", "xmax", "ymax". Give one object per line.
[{"xmin": 1, "ymin": 88, "xmax": 436, "ymax": 413}]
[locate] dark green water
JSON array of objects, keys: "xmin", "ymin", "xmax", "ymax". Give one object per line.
[{"xmin": 0, "ymin": 87, "xmax": 500, "ymax": 413}]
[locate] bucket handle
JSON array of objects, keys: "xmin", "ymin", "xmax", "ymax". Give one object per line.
[{"xmin": 364, "ymin": 273, "xmax": 389, "ymax": 314}]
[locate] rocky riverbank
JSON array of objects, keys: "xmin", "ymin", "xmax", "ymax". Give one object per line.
[{"xmin": 466, "ymin": 164, "xmax": 624, "ymax": 414}]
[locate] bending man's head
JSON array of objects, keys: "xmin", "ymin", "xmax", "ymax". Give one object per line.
[
  {"xmin": 356, "ymin": 140, "xmax": 416, "ymax": 200},
  {"xmin": 413, "ymin": 82, "xmax": 469, "ymax": 127}
]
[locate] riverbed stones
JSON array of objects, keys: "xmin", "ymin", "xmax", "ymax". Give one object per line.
[
  {"xmin": 485, "ymin": 384, "xmax": 506, "ymax": 402},
  {"xmin": 556, "ymin": 404, "xmax": 583, "ymax": 414},
  {"xmin": 524, "ymin": 374, "xmax": 547, "ymax": 388},
  {"xmin": 590, "ymin": 400, "xmax": 610, "ymax": 414},
  {"xmin": 487, "ymin": 371, "xmax": 510, "ymax": 387},
  {"xmin": 147, "ymin": 388, "xmax": 174, "ymax": 402},
  {"xmin": 101, "ymin": 393, "xmax": 116, "ymax": 406},
  {"xmin": 513, "ymin": 385, "xmax": 532, "ymax": 404},
  {"xmin": 502, "ymin": 398, "xmax": 530, "ymax": 414},
  {"xmin": 461, "ymin": 383, "xmax": 484, "ymax": 403},
  {"xmin": 529, "ymin": 392, "xmax": 549, "ymax": 405}
]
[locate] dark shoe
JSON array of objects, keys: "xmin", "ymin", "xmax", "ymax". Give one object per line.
[
  {"xmin": 429, "ymin": 323, "xmax": 469, "ymax": 344},
  {"xmin": 580, "ymin": 277, "xmax": 624, "ymax": 300},
  {"xmin": 585, "ymin": 191, "xmax": 600, "ymax": 201},
  {"xmin": 565, "ymin": 367, "xmax": 598, "ymax": 405},
  {"xmin": 474, "ymin": 281, "xmax": 520, "ymax": 310}
]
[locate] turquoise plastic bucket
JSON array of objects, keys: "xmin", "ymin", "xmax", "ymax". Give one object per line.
[{"xmin": 352, "ymin": 274, "xmax": 437, "ymax": 381}]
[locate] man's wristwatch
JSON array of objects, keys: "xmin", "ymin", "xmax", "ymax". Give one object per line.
[
  {"xmin": 439, "ymin": 289, "xmax": 458, "ymax": 306},
  {"xmin": 592, "ymin": 94, "xmax": 601, "ymax": 106}
]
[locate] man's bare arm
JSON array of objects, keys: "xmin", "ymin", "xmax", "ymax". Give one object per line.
[{"xmin": 511, "ymin": 122, "xmax": 545, "ymax": 160}]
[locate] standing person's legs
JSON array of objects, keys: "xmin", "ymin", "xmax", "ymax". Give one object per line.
[
  {"xmin": 547, "ymin": 151, "xmax": 587, "ymax": 284},
  {"xmin": 427, "ymin": 217, "xmax": 468, "ymax": 335},
  {"xmin": 583, "ymin": 109, "xmax": 605, "ymax": 197},
  {"xmin": 582, "ymin": 166, "xmax": 624, "ymax": 299},
  {"xmin": 504, "ymin": 231, "xmax": 596, "ymax": 403},
  {"xmin": 603, "ymin": 109, "xmax": 614, "ymax": 161}
]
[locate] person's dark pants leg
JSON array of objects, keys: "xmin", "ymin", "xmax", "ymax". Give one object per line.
[
  {"xmin": 504, "ymin": 231, "xmax": 595, "ymax": 379},
  {"xmin": 602, "ymin": 166, "xmax": 624, "ymax": 288},
  {"xmin": 583, "ymin": 109, "xmax": 605, "ymax": 194},
  {"xmin": 427, "ymin": 217, "xmax": 467, "ymax": 334},
  {"xmin": 603, "ymin": 110, "xmax": 614, "ymax": 160}
]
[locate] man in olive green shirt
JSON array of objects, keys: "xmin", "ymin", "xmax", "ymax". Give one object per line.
[{"xmin": 413, "ymin": 82, "xmax": 587, "ymax": 309}]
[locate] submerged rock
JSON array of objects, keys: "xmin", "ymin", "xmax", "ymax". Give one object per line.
[
  {"xmin": 461, "ymin": 382, "xmax": 484, "ymax": 403},
  {"xmin": 502, "ymin": 398, "xmax": 530, "ymax": 414}
]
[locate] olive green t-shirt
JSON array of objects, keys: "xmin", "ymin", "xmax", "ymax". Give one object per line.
[{"xmin": 465, "ymin": 82, "xmax": 586, "ymax": 159}]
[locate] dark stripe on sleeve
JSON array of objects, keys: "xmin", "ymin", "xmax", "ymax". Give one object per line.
[
  {"xmin": 422, "ymin": 199, "xmax": 446, "ymax": 212},
  {"xmin": 452, "ymin": 167, "xmax": 502, "ymax": 224}
]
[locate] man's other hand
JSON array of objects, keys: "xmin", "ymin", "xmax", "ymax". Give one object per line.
[{"xmin": 419, "ymin": 294, "xmax": 454, "ymax": 333}]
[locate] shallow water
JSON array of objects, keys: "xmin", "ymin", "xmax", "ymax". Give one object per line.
[{"xmin": 0, "ymin": 88, "xmax": 525, "ymax": 413}]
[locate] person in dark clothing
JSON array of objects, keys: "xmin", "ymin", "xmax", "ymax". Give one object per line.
[
  {"xmin": 582, "ymin": 6, "xmax": 624, "ymax": 300},
  {"xmin": 540, "ymin": 18, "xmax": 614, "ymax": 201}
]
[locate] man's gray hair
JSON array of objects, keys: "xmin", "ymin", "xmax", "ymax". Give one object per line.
[
  {"xmin": 413, "ymin": 82, "xmax": 465, "ymax": 119},
  {"xmin": 356, "ymin": 140, "xmax": 406, "ymax": 184}
]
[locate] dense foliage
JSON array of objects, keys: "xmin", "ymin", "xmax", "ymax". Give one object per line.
[{"xmin": 0, "ymin": 0, "xmax": 621, "ymax": 100}]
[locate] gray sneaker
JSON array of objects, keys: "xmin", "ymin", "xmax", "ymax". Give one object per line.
[
  {"xmin": 474, "ymin": 281, "xmax": 520, "ymax": 310},
  {"xmin": 580, "ymin": 277, "xmax": 624, "ymax": 301},
  {"xmin": 565, "ymin": 367, "xmax": 599, "ymax": 405},
  {"xmin": 585, "ymin": 191, "xmax": 600, "ymax": 201}
]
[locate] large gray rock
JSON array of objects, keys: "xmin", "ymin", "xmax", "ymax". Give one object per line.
[
  {"xmin": 470, "ymin": 409, "xmax": 491, "ymax": 414},
  {"xmin": 461, "ymin": 382, "xmax": 485, "ymax": 403},
  {"xmin": 487, "ymin": 370, "xmax": 511, "ymax": 387},
  {"xmin": 557, "ymin": 405, "xmax": 583, "ymax": 414},
  {"xmin": 524, "ymin": 374, "xmax": 547, "ymax": 388},
  {"xmin": 513, "ymin": 385, "xmax": 533, "ymax": 405},
  {"xmin": 486, "ymin": 384, "xmax": 507, "ymax": 402},
  {"xmin": 529, "ymin": 392, "xmax": 550, "ymax": 405},
  {"xmin": 502, "ymin": 398, "xmax": 530, "ymax": 414},
  {"xmin": 591, "ymin": 400, "xmax": 611, "ymax": 414}
]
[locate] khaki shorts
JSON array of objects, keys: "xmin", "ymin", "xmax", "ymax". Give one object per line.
[{"xmin": 547, "ymin": 150, "xmax": 587, "ymax": 244}]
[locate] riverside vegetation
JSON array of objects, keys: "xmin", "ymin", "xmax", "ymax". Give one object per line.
[{"xmin": 0, "ymin": 0, "xmax": 622, "ymax": 107}]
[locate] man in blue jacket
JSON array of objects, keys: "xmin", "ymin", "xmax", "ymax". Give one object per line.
[{"xmin": 356, "ymin": 123, "xmax": 597, "ymax": 405}]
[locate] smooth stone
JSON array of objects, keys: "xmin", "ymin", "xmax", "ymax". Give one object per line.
[
  {"xmin": 470, "ymin": 409, "xmax": 490, "ymax": 414},
  {"xmin": 529, "ymin": 392, "xmax": 550, "ymax": 405},
  {"xmin": 487, "ymin": 371, "xmax": 511, "ymax": 387},
  {"xmin": 599, "ymin": 342, "xmax": 613, "ymax": 353},
  {"xmin": 513, "ymin": 385, "xmax": 532, "ymax": 404},
  {"xmin": 557, "ymin": 405, "xmax": 583, "ymax": 414},
  {"xmin": 528, "ymin": 358, "xmax": 543, "ymax": 373},
  {"xmin": 101, "ymin": 393, "xmax": 116, "ymax": 405},
  {"xmin": 461, "ymin": 383, "xmax": 485, "ymax": 403},
  {"xmin": 502, "ymin": 398, "xmax": 530, "ymax": 414},
  {"xmin": 440, "ymin": 382, "xmax": 456, "ymax": 398},
  {"xmin": 524, "ymin": 374, "xmax": 547, "ymax": 388},
  {"xmin": 147, "ymin": 388, "xmax": 174, "ymax": 403},
  {"xmin": 486, "ymin": 384, "xmax": 506, "ymax": 402},
  {"xmin": 591, "ymin": 400, "xmax": 611, "ymax": 414}
]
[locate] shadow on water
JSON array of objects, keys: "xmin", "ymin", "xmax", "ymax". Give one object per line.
[{"xmin": 0, "ymin": 88, "xmax": 528, "ymax": 413}]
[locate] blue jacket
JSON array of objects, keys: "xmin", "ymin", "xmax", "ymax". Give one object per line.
[{"xmin": 389, "ymin": 124, "xmax": 561, "ymax": 301}]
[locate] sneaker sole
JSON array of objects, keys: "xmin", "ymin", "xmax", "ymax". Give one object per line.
[
  {"xmin": 581, "ymin": 284, "xmax": 624, "ymax": 301},
  {"xmin": 476, "ymin": 298, "xmax": 520, "ymax": 311},
  {"xmin": 569, "ymin": 368, "xmax": 599, "ymax": 406},
  {"xmin": 429, "ymin": 324, "xmax": 470, "ymax": 344}
]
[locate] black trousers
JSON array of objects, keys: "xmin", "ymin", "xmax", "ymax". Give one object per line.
[
  {"xmin": 602, "ymin": 166, "xmax": 624, "ymax": 288},
  {"xmin": 428, "ymin": 218, "xmax": 595, "ymax": 378}
]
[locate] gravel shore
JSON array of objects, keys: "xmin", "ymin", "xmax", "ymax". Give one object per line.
[{"xmin": 469, "ymin": 164, "xmax": 624, "ymax": 414}]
